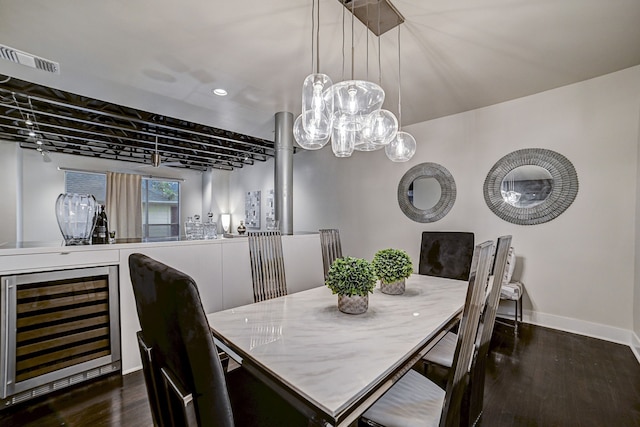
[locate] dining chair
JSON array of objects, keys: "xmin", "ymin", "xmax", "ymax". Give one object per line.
[
  {"xmin": 419, "ymin": 231, "xmax": 475, "ymax": 281},
  {"xmin": 421, "ymin": 235, "xmax": 513, "ymax": 426},
  {"xmin": 496, "ymin": 247, "xmax": 524, "ymax": 333},
  {"xmin": 129, "ymin": 253, "xmax": 307, "ymax": 427},
  {"xmin": 247, "ymin": 230, "xmax": 287, "ymax": 302},
  {"xmin": 319, "ymin": 228, "xmax": 343, "ymax": 279},
  {"xmin": 360, "ymin": 240, "xmax": 495, "ymax": 427}
]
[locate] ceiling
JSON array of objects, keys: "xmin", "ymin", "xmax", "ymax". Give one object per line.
[{"xmin": 0, "ymin": 0, "xmax": 639, "ymax": 167}]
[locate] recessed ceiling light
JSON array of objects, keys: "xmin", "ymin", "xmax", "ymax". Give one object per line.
[
  {"xmin": 28, "ymin": 131, "xmax": 36, "ymax": 137},
  {"xmin": 212, "ymin": 88, "xmax": 228, "ymax": 96},
  {"xmin": 36, "ymin": 140, "xmax": 43, "ymax": 145}
]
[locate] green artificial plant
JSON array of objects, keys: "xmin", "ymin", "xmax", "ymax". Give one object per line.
[
  {"xmin": 325, "ymin": 256, "xmax": 378, "ymax": 297},
  {"xmin": 372, "ymin": 248, "xmax": 414, "ymax": 284}
]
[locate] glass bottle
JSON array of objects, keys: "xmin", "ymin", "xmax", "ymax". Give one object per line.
[
  {"xmin": 184, "ymin": 216, "xmax": 194, "ymax": 240},
  {"xmin": 193, "ymin": 214, "xmax": 204, "ymax": 240},
  {"xmin": 204, "ymin": 212, "xmax": 217, "ymax": 239},
  {"xmin": 97, "ymin": 204, "xmax": 108, "ymax": 244}
]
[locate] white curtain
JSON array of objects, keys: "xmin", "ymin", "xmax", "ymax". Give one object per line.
[{"xmin": 106, "ymin": 172, "xmax": 142, "ymax": 239}]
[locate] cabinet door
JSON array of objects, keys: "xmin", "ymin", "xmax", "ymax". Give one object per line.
[
  {"xmin": 221, "ymin": 239, "xmax": 254, "ymax": 309},
  {"xmin": 282, "ymin": 234, "xmax": 324, "ymax": 294}
]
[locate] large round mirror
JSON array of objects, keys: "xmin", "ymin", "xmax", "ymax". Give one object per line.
[
  {"xmin": 398, "ymin": 163, "xmax": 456, "ymax": 223},
  {"xmin": 484, "ymin": 148, "xmax": 578, "ymax": 225}
]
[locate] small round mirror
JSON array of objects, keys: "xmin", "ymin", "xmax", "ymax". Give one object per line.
[
  {"xmin": 500, "ymin": 165, "xmax": 553, "ymax": 208},
  {"xmin": 398, "ymin": 162, "xmax": 456, "ymax": 223},
  {"xmin": 409, "ymin": 177, "xmax": 442, "ymax": 210}
]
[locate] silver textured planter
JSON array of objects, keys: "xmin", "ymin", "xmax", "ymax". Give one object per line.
[
  {"xmin": 380, "ymin": 279, "xmax": 406, "ymax": 295},
  {"xmin": 338, "ymin": 294, "xmax": 368, "ymax": 315}
]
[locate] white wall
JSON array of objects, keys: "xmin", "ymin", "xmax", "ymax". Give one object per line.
[
  {"xmin": 229, "ymin": 66, "xmax": 640, "ymax": 341},
  {"xmin": 0, "ymin": 142, "xmax": 18, "ymax": 243},
  {"xmin": 13, "ymin": 149, "xmax": 204, "ymax": 242}
]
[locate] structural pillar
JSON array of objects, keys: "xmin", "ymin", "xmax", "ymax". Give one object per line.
[{"xmin": 274, "ymin": 112, "xmax": 294, "ymax": 235}]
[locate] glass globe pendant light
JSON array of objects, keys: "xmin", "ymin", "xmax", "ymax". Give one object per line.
[
  {"xmin": 294, "ymin": 113, "xmax": 330, "ymax": 149},
  {"xmin": 359, "ymin": 16, "xmax": 397, "ymax": 151},
  {"xmin": 301, "ymin": 73, "xmax": 333, "ymax": 140},
  {"xmin": 385, "ymin": 24, "xmax": 416, "ymax": 162},
  {"xmin": 386, "ymin": 131, "xmax": 416, "ymax": 162},
  {"xmin": 331, "ymin": 125, "xmax": 356, "ymax": 158},
  {"xmin": 295, "ymin": 0, "xmax": 333, "ymax": 150}
]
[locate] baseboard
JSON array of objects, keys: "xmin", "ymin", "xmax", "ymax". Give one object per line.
[
  {"xmin": 123, "ymin": 365, "xmax": 142, "ymax": 376},
  {"xmin": 632, "ymin": 332, "xmax": 640, "ymax": 364},
  {"xmin": 523, "ymin": 309, "xmax": 632, "ymax": 346}
]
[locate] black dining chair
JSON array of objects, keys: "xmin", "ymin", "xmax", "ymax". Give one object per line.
[
  {"xmin": 129, "ymin": 253, "xmax": 307, "ymax": 427},
  {"xmin": 419, "ymin": 231, "xmax": 475, "ymax": 281},
  {"xmin": 421, "ymin": 235, "xmax": 513, "ymax": 426},
  {"xmin": 360, "ymin": 240, "xmax": 495, "ymax": 427}
]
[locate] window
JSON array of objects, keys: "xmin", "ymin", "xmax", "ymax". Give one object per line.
[
  {"xmin": 64, "ymin": 171, "xmax": 181, "ymax": 240},
  {"xmin": 142, "ymin": 179, "xmax": 180, "ymax": 239},
  {"xmin": 64, "ymin": 171, "xmax": 106, "ymax": 205}
]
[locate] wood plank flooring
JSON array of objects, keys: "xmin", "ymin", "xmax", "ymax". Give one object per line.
[{"xmin": 1, "ymin": 323, "xmax": 638, "ymax": 426}]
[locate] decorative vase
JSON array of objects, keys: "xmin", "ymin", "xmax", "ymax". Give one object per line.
[
  {"xmin": 338, "ymin": 294, "xmax": 368, "ymax": 315},
  {"xmin": 55, "ymin": 193, "xmax": 98, "ymax": 245},
  {"xmin": 237, "ymin": 220, "xmax": 247, "ymax": 235},
  {"xmin": 380, "ymin": 279, "xmax": 406, "ymax": 295}
]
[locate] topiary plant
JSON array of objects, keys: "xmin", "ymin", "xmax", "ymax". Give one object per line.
[
  {"xmin": 372, "ymin": 248, "xmax": 414, "ymax": 284},
  {"xmin": 325, "ymin": 256, "xmax": 378, "ymax": 297}
]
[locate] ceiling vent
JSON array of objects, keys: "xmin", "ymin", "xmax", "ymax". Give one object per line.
[{"xmin": 0, "ymin": 44, "xmax": 60, "ymax": 74}]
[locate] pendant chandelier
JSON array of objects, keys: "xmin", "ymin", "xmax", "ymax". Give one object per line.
[
  {"xmin": 295, "ymin": 0, "xmax": 413, "ymax": 161},
  {"xmin": 385, "ymin": 24, "xmax": 416, "ymax": 162}
]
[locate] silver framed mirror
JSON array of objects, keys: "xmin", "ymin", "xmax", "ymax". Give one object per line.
[
  {"xmin": 483, "ymin": 148, "xmax": 578, "ymax": 225},
  {"xmin": 398, "ymin": 162, "xmax": 456, "ymax": 223}
]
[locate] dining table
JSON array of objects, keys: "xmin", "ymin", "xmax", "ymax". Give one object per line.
[{"xmin": 207, "ymin": 273, "xmax": 468, "ymax": 426}]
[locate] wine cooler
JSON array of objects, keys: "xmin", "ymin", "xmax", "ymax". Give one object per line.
[{"xmin": 1, "ymin": 265, "xmax": 120, "ymax": 408}]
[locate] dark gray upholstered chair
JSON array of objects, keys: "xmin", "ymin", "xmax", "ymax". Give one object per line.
[
  {"xmin": 247, "ymin": 230, "xmax": 287, "ymax": 302},
  {"xmin": 129, "ymin": 253, "xmax": 307, "ymax": 427},
  {"xmin": 361, "ymin": 240, "xmax": 495, "ymax": 427},
  {"xmin": 319, "ymin": 228, "xmax": 343, "ymax": 279},
  {"xmin": 422, "ymin": 235, "xmax": 513, "ymax": 426},
  {"xmin": 419, "ymin": 231, "xmax": 475, "ymax": 281}
]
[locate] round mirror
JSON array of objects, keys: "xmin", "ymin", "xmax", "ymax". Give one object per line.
[
  {"xmin": 500, "ymin": 165, "xmax": 553, "ymax": 208},
  {"xmin": 484, "ymin": 148, "xmax": 578, "ymax": 225},
  {"xmin": 409, "ymin": 177, "xmax": 442, "ymax": 210},
  {"xmin": 398, "ymin": 163, "xmax": 456, "ymax": 223}
]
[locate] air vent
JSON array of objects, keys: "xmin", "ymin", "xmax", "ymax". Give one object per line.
[{"xmin": 0, "ymin": 44, "xmax": 60, "ymax": 74}]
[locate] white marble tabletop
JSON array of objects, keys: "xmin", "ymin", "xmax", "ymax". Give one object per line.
[{"xmin": 207, "ymin": 274, "xmax": 467, "ymax": 425}]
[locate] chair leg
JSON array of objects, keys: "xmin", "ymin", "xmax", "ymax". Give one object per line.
[{"xmin": 514, "ymin": 299, "xmax": 520, "ymax": 334}]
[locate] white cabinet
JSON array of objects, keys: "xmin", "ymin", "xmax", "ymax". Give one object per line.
[
  {"xmin": 0, "ymin": 234, "xmax": 324, "ymax": 375},
  {"xmin": 118, "ymin": 242, "xmax": 223, "ymax": 373},
  {"xmin": 221, "ymin": 239, "xmax": 254, "ymax": 309},
  {"xmin": 282, "ymin": 234, "xmax": 324, "ymax": 293}
]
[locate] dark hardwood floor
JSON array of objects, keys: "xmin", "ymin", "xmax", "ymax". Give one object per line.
[{"xmin": 1, "ymin": 323, "xmax": 639, "ymax": 426}]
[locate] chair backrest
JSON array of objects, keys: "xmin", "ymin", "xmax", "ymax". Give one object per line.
[
  {"xmin": 129, "ymin": 253, "xmax": 234, "ymax": 427},
  {"xmin": 247, "ymin": 230, "xmax": 287, "ymax": 302},
  {"xmin": 319, "ymin": 229, "xmax": 343, "ymax": 279},
  {"xmin": 467, "ymin": 235, "xmax": 512, "ymax": 425},
  {"xmin": 419, "ymin": 231, "xmax": 475, "ymax": 280},
  {"xmin": 440, "ymin": 240, "xmax": 494, "ymax": 427}
]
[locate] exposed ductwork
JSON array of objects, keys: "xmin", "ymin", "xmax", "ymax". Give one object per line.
[{"xmin": 0, "ymin": 76, "xmax": 288, "ymax": 171}]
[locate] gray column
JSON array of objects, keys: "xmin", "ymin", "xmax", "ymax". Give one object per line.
[{"xmin": 274, "ymin": 112, "xmax": 294, "ymax": 235}]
